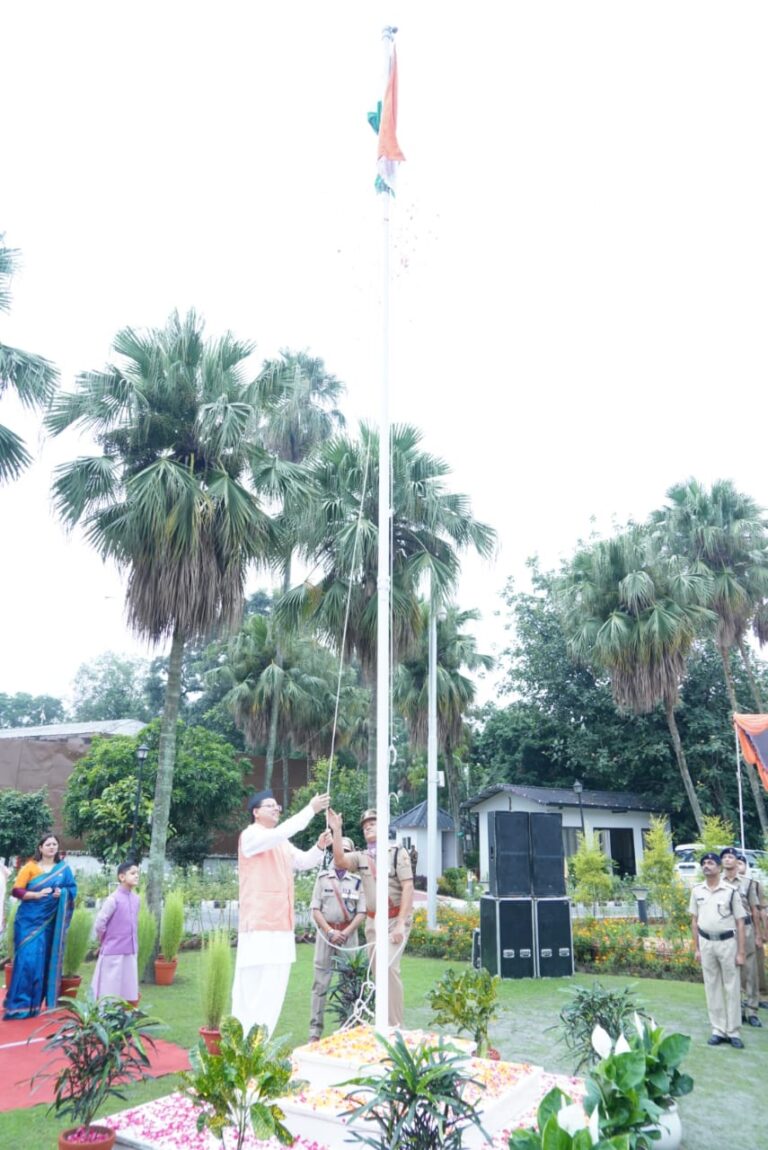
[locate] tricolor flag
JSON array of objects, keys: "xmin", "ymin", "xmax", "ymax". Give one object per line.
[{"xmin": 368, "ymin": 30, "xmax": 405, "ymax": 195}]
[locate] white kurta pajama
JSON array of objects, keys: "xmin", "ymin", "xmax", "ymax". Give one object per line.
[{"xmin": 231, "ymin": 803, "xmax": 323, "ymax": 1037}]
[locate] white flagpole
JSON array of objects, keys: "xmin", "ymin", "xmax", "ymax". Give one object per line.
[
  {"xmin": 374, "ymin": 26, "xmax": 396, "ymax": 1035},
  {"xmin": 734, "ymin": 721, "xmax": 746, "ymax": 850},
  {"xmin": 427, "ymin": 571, "xmax": 439, "ymax": 930}
]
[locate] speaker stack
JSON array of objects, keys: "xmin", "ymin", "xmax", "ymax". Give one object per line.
[{"xmin": 480, "ymin": 811, "xmax": 573, "ymax": 979}]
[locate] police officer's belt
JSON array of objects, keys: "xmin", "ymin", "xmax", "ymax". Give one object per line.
[{"xmin": 698, "ymin": 928, "xmax": 734, "ymax": 941}]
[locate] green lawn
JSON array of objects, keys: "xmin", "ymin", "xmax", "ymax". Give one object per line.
[{"xmin": 1, "ymin": 946, "xmax": 765, "ymax": 1147}]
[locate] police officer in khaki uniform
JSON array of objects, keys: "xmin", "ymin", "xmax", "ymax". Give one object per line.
[
  {"xmin": 721, "ymin": 848, "xmax": 763, "ymax": 1028},
  {"xmin": 308, "ymin": 835, "xmax": 366, "ymax": 1041},
  {"xmin": 328, "ymin": 807, "xmax": 413, "ymax": 1027},
  {"xmin": 689, "ymin": 850, "xmax": 747, "ymax": 1047}
]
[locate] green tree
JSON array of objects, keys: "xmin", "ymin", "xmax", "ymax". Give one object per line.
[
  {"xmin": 558, "ymin": 529, "xmax": 714, "ymax": 834},
  {"xmin": 639, "ymin": 815, "xmax": 688, "ymax": 927},
  {"xmin": 287, "ymin": 756, "xmax": 368, "ymax": 852},
  {"xmin": 255, "ymin": 350, "xmax": 346, "ymax": 780},
  {"xmin": 0, "ymin": 692, "xmax": 66, "ymax": 727},
  {"xmin": 0, "ymin": 789, "xmax": 54, "ymax": 860},
  {"xmin": 46, "ymin": 310, "xmax": 277, "ymax": 923},
  {"xmin": 0, "ymin": 235, "xmax": 58, "ymax": 481},
  {"xmin": 393, "ymin": 601, "xmax": 493, "ymax": 864},
  {"xmin": 71, "ymin": 652, "xmax": 153, "ymax": 722},
  {"xmin": 651, "ymin": 478, "xmax": 768, "ymax": 834},
  {"xmin": 279, "ymin": 423, "xmax": 496, "ymax": 802},
  {"xmin": 569, "ymin": 837, "xmax": 614, "ymax": 916},
  {"xmin": 63, "ymin": 722, "xmax": 247, "ymax": 865}
]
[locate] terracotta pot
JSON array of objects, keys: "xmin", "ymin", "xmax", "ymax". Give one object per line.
[
  {"xmin": 58, "ymin": 1124, "xmax": 116, "ymax": 1149},
  {"xmin": 59, "ymin": 974, "xmax": 82, "ymax": 999},
  {"xmin": 4, "ymin": 962, "xmax": 11, "ymax": 988},
  {"xmin": 154, "ymin": 956, "xmax": 178, "ymax": 985},
  {"xmin": 487, "ymin": 1047, "xmax": 501, "ymax": 1061},
  {"xmin": 199, "ymin": 1025, "xmax": 222, "ymax": 1055}
]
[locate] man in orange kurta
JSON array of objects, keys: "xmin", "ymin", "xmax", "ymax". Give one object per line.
[{"xmin": 231, "ymin": 789, "xmax": 331, "ymax": 1037}]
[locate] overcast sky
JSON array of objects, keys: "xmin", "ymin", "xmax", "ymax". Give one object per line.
[{"xmin": 2, "ymin": 2, "xmax": 768, "ymax": 706}]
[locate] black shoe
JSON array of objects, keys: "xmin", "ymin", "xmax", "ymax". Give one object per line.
[
  {"xmin": 759, "ymin": 1001, "xmax": 768, "ymax": 1009},
  {"xmin": 707, "ymin": 1035, "xmax": 727, "ymax": 1045},
  {"xmin": 746, "ymin": 1015, "xmax": 763, "ymax": 1027},
  {"xmin": 730, "ymin": 1037, "xmax": 745, "ymax": 1049}
]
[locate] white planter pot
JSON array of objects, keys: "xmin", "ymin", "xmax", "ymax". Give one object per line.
[{"xmin": 642, "ymin": 1102, "xmax": 682, "ymax": 1150}]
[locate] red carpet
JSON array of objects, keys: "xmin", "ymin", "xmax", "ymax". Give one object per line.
[{"xmin": 0, "ymin": 992, "xmax": 190, "ymax": 1113}]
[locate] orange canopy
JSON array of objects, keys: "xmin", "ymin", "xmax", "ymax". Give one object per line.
[{"xmin": 733, "ymin": 713, "xmax": 768, "ymax": 792}]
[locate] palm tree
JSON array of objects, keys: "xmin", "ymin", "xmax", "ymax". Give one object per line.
[
  {"xmin": 393, "ymin": 602, "xmax": 493, "ymax": 864},
  {"xmin": 651, "ymin": 478, "xmax": 768, "ymax": 834},
  {"xmin": 558, "ymin": 529, "xmax": 714, "ymax": 833},
  {"xmin": 46, "ymin": 310, "xmax": 276, "ymax": 925},
  {"xmin": 278, "ymin": 423, "xmax": 496, "ymax": 801},
  {"xmin": 255, "ymin": 350, "xmax": 346, "ymax": 777},
  {"xmin": 0, "ymin": 236, "xmax": 58, "ymax": 481}
]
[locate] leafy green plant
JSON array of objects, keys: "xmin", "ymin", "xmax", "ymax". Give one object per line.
[
  {"xmin": 63, "ymin": 906, "xmax": 93, "ymax": 978},
  {"xmin": 137, "ymin": 897, "xmax": 158, "ymax": 981},
  {"xmin": 3, "ymin": 898, "xmax": 17, "ymax": 963},
  {"xmin": 640, "ymin": 816, "xmax": 688, "ymax": 928},
  {"xmin": 327, "ymin": 947, "xmax": 374, "ymax": 1029},
  {"xmin": 437, "ymin": 866, "xmax": 468, "ymax": 898},
  {"xmin": 629, "ymin": 1015, "xmax": 693, "ymax": 1109},
  {"xmin": 426, "ymin": 965, "xmax": 499, "ymax": 1056},
  {"xmin": 159, "ymin": 890, "xmax": 185, "ymax": 960},
  {"xmin": 508, "ymin": 1085, "xmax": 629, "ymax": 1149},
  {"xmin": 343, "ymin": 1031, "xmax": 488, "ymax": 1150},
  {"xmin": 34, "ymin": 996, "xmax": 158, "ymax": 1137},
  {"xmin": 183, "ymin": 1016, "xmax": 296, "ymax": 1150},
  {"xmin": 555, "ymin": 982, "xmax": 648, "ymax": 1073},
  {"xmin": 200, "ymin": 930, "xmax": 233, "ymax": 1031},
  {"xmin": 569, "ymin": 839, "xmax": 614, "ymax": 914}
]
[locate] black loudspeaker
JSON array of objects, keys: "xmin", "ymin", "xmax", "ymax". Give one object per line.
[
  {"xmin": 487, "ymin": 811, "xmax": 531, "ymax": 897},
  {"xmin": 530, "ymin": 813, "xmax": 566, "ymax": 898},
  {"xmin": 479, "ymin": 896, "xmax": 535, "ymax": 979},
  {"xmin": 535, "ymin": 898, "xmax": 573, "ymax": 977}
]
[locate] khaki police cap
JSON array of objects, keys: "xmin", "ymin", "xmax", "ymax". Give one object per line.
[{"xmin": 360, "ymin": 809, "xmax": 377, "ymax": 826}]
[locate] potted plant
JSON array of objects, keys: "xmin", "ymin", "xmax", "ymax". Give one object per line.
[
  {"xmin": 183, "ymin": 1016, "xmax": 296, "ymax": 1150},
  {"xmin": 327, "ymin": 948, "xmax": 374, "ymax": 1030},
  {"xmin": 426, "ymin": 965, "xmax": 500, "ymax": 1057},
  {"xmin": 155, "ymin": 890, "xmax": 184, "ymax": 985},
  {"xmin": 199, "ymin": 930, "xmax": 233, "ymax": 1054},
  {"xmin": 61, "ymin": 907, "xmax": 94, "ymax": 998},
  {"xmin": 585, "ymin": 1020, "xmax": 691, "ymax": 1150},
  {"xmin": 343, "ymin": 1031, "xmax": 489, "ymax": 1150},
  {"xmin": 34, "ymin": 995, "xmax": 158, "ymax": 1150},
  {"xmin": 3, "ymin": 898, "xmax": 17, "ymax": 987},
  {"xmin": 136, "ymin": 897, "xmax": 157, "ymax": 992},
  {"xmin": 509, "ymin": 1085, "xmax": 626, "ymax": 1149}
]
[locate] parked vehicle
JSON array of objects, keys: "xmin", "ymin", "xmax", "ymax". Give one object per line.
[{"xmin": 674, "ymin": 844, "xmax": 767, "ymax": 884}]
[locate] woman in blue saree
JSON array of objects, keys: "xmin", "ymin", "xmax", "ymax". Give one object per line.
[{"xmin": 4, "ymin": 833, "xmax": 78, "ymax": 1020}]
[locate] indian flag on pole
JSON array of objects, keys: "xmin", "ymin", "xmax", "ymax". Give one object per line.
[{"xmin": 368, "ymin": 28, "xmax": 405, "ymax": 195}]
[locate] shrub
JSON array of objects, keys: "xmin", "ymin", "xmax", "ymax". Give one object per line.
[
  {"xmin": 427, "ymin": 966, "xmax": 499, "ymax": 1055},
  {"xmin": 159, "ymin": 891, "xmax": 185, "ymax": 961},
  {"xmin": 200, "ymin": 930, "xmax": 233, "ymax": 1030},
  {"xmin": 63, "ymin": 907, "xmax": 93, "ymax": 978},
  {"xmin": 437, "ymin": 867, "xmax": 468, "ymax": 898},
  {"xmin": 573, "ymin": 918, "xmax": 700, "ymax": 981},
  {"xmin": 137, "ymin": 898, "xmax": 158, "ymax": 981},
  {"xmin": 555, "ymin": 981, "xmax": 648, "ymax": 1072},
  {"xmin": 640, "ymin": 816, "xmax": 689, "ymax": 931},
  {"xmin": 3, "ymin": 899, "xmax": 17, "ymax": 962},
  {"xmin": 407, "ymin": 906, "xmax": 479, "ymax": 961},
  {"xmin": 569, "ymin": 839, "xmax": 614, "ymax": 913}
]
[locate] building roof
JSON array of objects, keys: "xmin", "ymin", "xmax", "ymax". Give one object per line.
[
  {"xmin": 461, "ymin": 782, "xmax": 666, "ymax": 814},
  {"xmin": 390, "ymin": 800, "xmax": 455, "ymax": 831},
  {"xmin": 0, "ymin": 719, "xmax": 147, "ymax": 740}
]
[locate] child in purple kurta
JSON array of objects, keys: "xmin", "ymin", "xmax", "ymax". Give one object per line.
[{"xmin": 90, "ymin": 861, "xmax": 140, "ymax": 1002}]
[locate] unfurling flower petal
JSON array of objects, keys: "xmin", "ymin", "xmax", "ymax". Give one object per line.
[
  {"xmin": 557, "ymin": 1102, "xmax": 588, "ymax": 1135},
  {"xmin": 591, "ymin": 1024, "xmax": 613, "ymax": 1059},
  {"xmin": 615, "ymin": 1033, "xmax": 631, "ymax": 1054}
]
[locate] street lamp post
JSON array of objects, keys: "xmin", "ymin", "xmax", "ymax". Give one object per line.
[
  {"xmin": 573, "ymin": 779, "xmax": 586, "ymax": 837},
  {"xmin": 130, "ymin": 743, "xmax": 150, "ymax": 861}
]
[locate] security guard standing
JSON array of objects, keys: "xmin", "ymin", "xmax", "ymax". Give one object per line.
[
  {"xmin": 721, "ymin": 847, "xmax": 763, "ymax": 1028},
  {"xmin": 328, "ymin": 807, "xmax": 414, "ymax": 1027},
  {"xmin": 689, "ymin": 850, "xmax": 747, "ymax": 1047},
  {"xmin": 308, "ymin": 836, "xmax": 366, "ymax": 1041}
]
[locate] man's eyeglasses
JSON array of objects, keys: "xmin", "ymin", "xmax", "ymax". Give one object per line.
[{"xmin": 259, "ymin": 802, "xmax": 282, "ymax": 811}]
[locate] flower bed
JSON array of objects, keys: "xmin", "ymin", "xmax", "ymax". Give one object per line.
[
  {"xmin": 407, "ymin": 905, "xmax": 480, "ymax": 960},
  {"xmin": 573, "ymin": 918, "xmax": 701, "ymax": 980}
]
